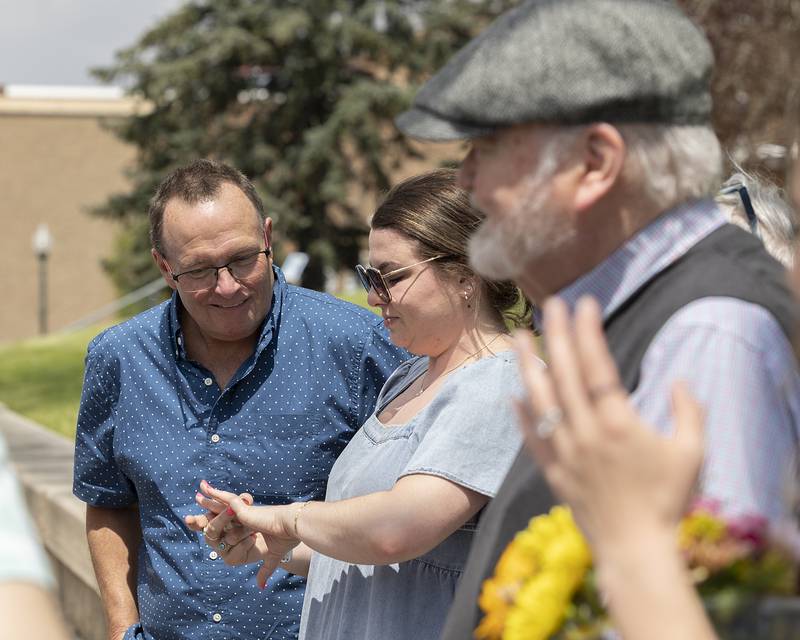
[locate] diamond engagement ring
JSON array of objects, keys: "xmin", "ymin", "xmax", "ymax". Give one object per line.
[
  {"xmin": 535, "ymin": 407, "xmax": 564, "ymax": 439},
  {"xmin": 217, "ymin": 541, "xmax": 228, "ymax": 552}
]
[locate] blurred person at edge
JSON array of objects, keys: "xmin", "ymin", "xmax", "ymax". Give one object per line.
[
  {"xmin": 504, "ymin": 152, "xmax": 800, "ymax": 640},
  {"xmin": 186, "ymin": 169, "xmax": 531, "ymax": 640},
  {"xmin": 72, "ymin": 160, "xmax": 406, "ymax": 640},
  {"xmin": 0, "ymin": 434, "xmax": 70, "ymax": 640},
  {"xmin": 394, "ymin": 0, "xmax": 800, "ymax": 637},
  {"xmin": 716, "ymin": 169, "xmax": 797, "ymax": 267}
]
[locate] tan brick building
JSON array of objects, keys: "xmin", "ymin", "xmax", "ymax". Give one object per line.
[
  {"xmin": 0, "ymin": 86, "xmax": 145, "ymax": 343},
  {"xmin": 0, "ymin": 85, "xmax": 464, "ymax": 343}
]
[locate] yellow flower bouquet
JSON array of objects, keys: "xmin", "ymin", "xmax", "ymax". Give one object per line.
[{"xmin": 475, "ymin": 502, "xmax": 799, "ymax": 640}]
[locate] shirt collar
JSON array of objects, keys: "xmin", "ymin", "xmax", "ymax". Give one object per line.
[
  {"xmin": 167, "ymin": 266, "xmax": 287, "ymax": 359},
  {"xmin": 534, "ymin": 199, "xmax": 727, "ymax": 329}
]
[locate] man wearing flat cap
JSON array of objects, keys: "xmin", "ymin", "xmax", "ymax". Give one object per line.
[{"xmin": 397, "ymin": 0, "xmax": 800, "ymax": 636}]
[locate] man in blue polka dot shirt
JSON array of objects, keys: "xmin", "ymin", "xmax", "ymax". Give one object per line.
[{"xmin": 73, "ymin": 159, "xmax": 406, "ymax": 640}]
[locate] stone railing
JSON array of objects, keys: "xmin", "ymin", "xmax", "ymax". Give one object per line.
[{"xmin": 0, "ymin": 404, "xmax": 105, "ymax": 640}]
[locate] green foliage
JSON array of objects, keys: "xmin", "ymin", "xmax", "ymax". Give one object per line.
[
  {"xmin": 93, "ymin": 0, "xmax": 518, "ymax": 292},
  {"xmin": 0, "ymin": 292, "xmax": 374, "ymax": 439},
  {"xmin": 0, "ymin": 326, "xmax": 107, "ymax": 439}
]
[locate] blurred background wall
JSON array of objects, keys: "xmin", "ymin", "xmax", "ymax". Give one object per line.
[{"xmin": 0, "ymin": 86, "xmax": 140, "ymax": 343}]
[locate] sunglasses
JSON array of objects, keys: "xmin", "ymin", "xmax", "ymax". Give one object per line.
[
  {"xmin": 719, "ymin": 183, "xmax": 759, "ymax": 237},
  {"xmin": 355, "ymin": 255, "xmax": 447, "ymax": 303}
]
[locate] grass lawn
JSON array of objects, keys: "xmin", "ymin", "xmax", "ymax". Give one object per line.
[
  {"xmin": 0, "ymin": 290, "xmax": 375, "ymax": 441},
  {"xmin": 0, "ymin": 324, "xmax": 107, "ymax": 440}
]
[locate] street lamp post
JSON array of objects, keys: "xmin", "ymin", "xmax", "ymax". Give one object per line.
[{"xmin": 32, "ymin": 223, "xmax": 53, "ymax": 335}]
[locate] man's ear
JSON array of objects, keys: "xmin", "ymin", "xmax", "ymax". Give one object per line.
[
  {"xmin": 152, "ymin": 249, "xmax": 178, "ymax": 291},
  {"xmin": 573, "ymin": 123, "xmax": 626, "ymax": 213},
  {"xmin": 263, "ymin": 217, "xmax": 274, "ymax": 254}
]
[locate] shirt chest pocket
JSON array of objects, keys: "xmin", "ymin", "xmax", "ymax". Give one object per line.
[{"xmin": 224, "ymin": 413, "xmax": 336, "ymax": 501}]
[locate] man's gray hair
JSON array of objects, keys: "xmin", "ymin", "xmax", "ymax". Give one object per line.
[
  {"xmin": 534, "ymin": 123, "xmax": 723, "ymax": 213},
  {"xmin": 618, "ymin": 124, "xmax": 723, "ymax": 211},
  {"xmin": 716, "ymin": 169, "xmax": 797, "ymax": 267}
]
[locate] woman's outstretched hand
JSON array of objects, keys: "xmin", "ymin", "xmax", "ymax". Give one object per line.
[
  {"xmin": 185, "ymin": 481, "xmax": 300, "ymax": 588},
  {"xmin": 512, "ymin": 295, "xmax": 705, "ymax": 558}
]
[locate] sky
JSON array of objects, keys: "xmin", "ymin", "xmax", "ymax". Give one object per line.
[{"xmin": 0, "ymin": 0, "xmax": 184, "ymax": 86}]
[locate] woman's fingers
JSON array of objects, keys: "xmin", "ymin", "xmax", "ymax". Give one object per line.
[
  {"xmin": 221, "ymin": 535, "xmax": 260, "ymax": 566},
  {"xmin": 203, "ymin": 509, "xmax": 236, "ymax": 544},
  {"xmin": 512, "ymin": 332, "xmax": 556, "ymax": 465},
  {"xmin": 200, "ymin": 480, "xmax": 239, "ymax": 506},
  {"xmin": 184, "ymin": 513, "xmax": 209, "ymax": 532},
  {"xmin": 573, "ymin": 297, "xmax": 624, "ymax": 399},
  {"xmin": 195, "ymin": 493, "xmax": 226, "ymax": 514},
  {"xmin": 256, "ymin": 558, "xmax": 281, "ymax": 590},
  {"xmin": 513, "ymin": 330, "xmax": 563, "ymax": 432},
  {"xmin": 541, "ymin": 298, "xmax": 594, "ymax": 430},
  {"xmin": 670, "ymin": 381, "xmax": 705, "ymax": 482}
]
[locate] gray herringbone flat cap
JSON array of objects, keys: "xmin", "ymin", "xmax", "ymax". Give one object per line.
[{"xmin": 396, "ymin": 0, "xmax": 713, "ymax": 141}]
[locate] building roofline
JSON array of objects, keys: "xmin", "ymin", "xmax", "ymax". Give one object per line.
[{"xmin": 0, "ymin": 84, "xmax": 151, "ymax": 117}]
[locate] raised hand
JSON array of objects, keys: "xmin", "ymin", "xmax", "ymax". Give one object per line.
[
  {"xmin": 193, "ymin": 481, "xmax": 300, "ymax": 588},
  {"xmin": 513, "ymin": 295, "xmax": 705, "ymax": 558}
]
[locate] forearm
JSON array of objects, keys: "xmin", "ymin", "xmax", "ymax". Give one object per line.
[
  {"xmin": 595, "ymin": 530, "xmax": 718, "ymax": 640},
  {"xmin": 291, "ymin": 481, "xmax": 485, "ymax": 565},
  {"xmin": 86, "ymin": 505, "xmax": 142, "ymax": 640},
  {"xmin": 0, "ymin": 582, "xmax": 70, "ymax": 640}
]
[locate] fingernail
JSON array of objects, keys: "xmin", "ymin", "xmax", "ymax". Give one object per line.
[
  {"xmin": 195, "ymin": 493, "xmax": 203, "ymax": 501},
  {"xmin": 226, "ymin": 507, "xmax": 235, "ymax": 516}
]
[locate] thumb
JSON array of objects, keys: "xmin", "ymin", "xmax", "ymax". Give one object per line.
[
  {"xmin": 670, "ymin": 381, "xmax": 705, "ymax": 459},
  {"xmin": 256, "ymin": 557, "xmax": 280, "ymax": 590}
]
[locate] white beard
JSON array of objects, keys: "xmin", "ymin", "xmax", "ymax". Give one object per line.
[{"xmin": 468, "ymin": 154, "xmax": 574, "ymax": 281}]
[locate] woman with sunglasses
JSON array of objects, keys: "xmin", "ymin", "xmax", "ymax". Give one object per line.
[{"xmin": 187, "ymin": 168, "xmax": 532, "ymax": 640}]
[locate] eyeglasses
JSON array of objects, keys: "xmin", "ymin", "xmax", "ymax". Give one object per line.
[
  {"xmin": 719, "ymin": 183, "xmax": 760, "ymax": 237},
  {"xmin": 355, "ymin": 255, "xmax": 446, "ymax": 303},
  {"xmin": 171, "ymin": 249, "xmax": 271, "ymax": 292}
]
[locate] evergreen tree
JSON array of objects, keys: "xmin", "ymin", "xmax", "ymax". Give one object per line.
[{"xmin": 94, "ymin": 0, "xmax": 517, "ymax": 293}]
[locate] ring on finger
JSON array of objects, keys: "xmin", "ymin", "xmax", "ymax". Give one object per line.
[
  {"xmin": 217, "ymin": 541, "xmax": 228, "ymax": 552},
  {"xmin": 203, "ymin": 526, "xmax": 221, "ymax": 541},
  {"xmin": 535, "ymin": 407, "xmax": 564, "ymax": 439}
]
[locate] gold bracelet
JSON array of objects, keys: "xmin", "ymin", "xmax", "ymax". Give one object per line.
[{"xmin": 293, "ymin": 501, "xmax": 311, "ymax": 537}]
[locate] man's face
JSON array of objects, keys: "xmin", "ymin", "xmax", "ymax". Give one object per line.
[
  {"xmin": 155, "ymin": 182, "xmax": 274, "ymax": 343},
  {"xmin": 458, "ymin": 124, "xmax": 577, "ymax": 281}
]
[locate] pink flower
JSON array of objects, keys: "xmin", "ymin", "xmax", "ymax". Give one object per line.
[
  {"xmin": 689, "ymin": 497, "xmax": 723, "ymax": 516},
  {"xmin": 727, "ymin": 514, "xmax": 769, "ymax": 550}
]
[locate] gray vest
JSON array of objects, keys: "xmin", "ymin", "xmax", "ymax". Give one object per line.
[{"xmin": 439, "ymin": 223, "xmax": 796, "ymax": 639}]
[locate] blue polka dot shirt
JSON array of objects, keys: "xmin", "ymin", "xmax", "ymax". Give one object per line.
[{"xmin": 73, "ymin": 268, "xmax": 406, "ymax": 640}]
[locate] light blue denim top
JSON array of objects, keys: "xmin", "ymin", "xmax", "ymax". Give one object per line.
[{"xmin": 299, "ymin": 351, "xmax": 523, "ymax": 640}]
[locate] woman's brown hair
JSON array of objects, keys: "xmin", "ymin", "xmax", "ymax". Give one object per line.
[{"xmin": 371, "ymin": 168, "xmax": 531, "ymax": 329}]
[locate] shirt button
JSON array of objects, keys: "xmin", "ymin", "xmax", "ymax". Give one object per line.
[
  {"xmin": 209, "ymin": 551, "xmax": 219, "ymax": 560},
  {"xmin": 210, "ymin": 433, "xmax": 221, "ymax": 444},
  {"xmin": 204, "ymin": 377, "xmax": 213, "ymax": 386},
  {"xmin": 212, "ymin": 613, "xmax": 222, "ymax": 623}
]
